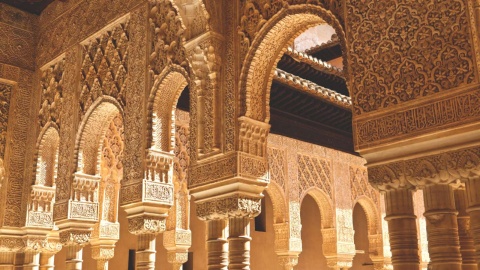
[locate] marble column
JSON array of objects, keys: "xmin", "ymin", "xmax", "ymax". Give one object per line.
[
  {"xmin": 39, "ymin": 252, "xmax": 55, "ymax": 270},
  {"xmin": 65, "ymin": 245, "xmax": 83, "ymax": 270},
  {"xmin": 455, "ymin": 189, "xmax": 477, "ymax": 270},
  {"xmin": 228, "ymin": 217, "xmax": 251, "ymax": 270},
  {"xmin": 0, "ymin": 252, "xmax": 14, "ymax": 270},
  {"xmin": 207, "ymin": 220, "xmax": 228, "ymax": 270},
  {"xmin": 465, "ymin": 177, "xmax": 480, "ymax": 269},
  {"xmin": 136, "ymin": 234, "xmax": 157, "ymax": 270},
  {"xmin": 423, "ymin": 184, "xmax": 462, "ymax": 270},
  {"xmin": 384, "ymin": 188, "xmax": 420, "ymax": 270}
]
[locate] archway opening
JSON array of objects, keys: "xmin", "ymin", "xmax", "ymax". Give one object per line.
[
  {"xmin": 35, "ymin": 126, "xmax": 60, "ymax": 187},
  {"xmin": 352, "ymin": 203, "xmax": 374, "ymax": 269},
  {"xmin": 297, "ymin": 193, "xmax": 328, "ymax": 269}
]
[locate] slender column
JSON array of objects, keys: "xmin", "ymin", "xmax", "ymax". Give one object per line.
[
  {"xmin": 465, "ymin": 177, "xmax": 480, "ymax": 269},
  {"xmin": 22, "ymin": 251, "xmax": 40, "ymax": 270},
  {"xmin": 423, "ymin": 184, "xmax": 462, "ymax": 270},
  {"xmin": 65, "ymin": 245, "xmax": 83, "ymax": 270},
  {"xmin": 39, "ymin": 253, "xmax": 55, "ymax": 270},
  {"xmin": 96, "ymin": 259, "xmax": 108, "ymax": 270},
  {"xmin": 0, "ymin": 251, "xmax": 14, "ymax": 270},
  {"xmin": 136, "ymin": 234, "xmax": 156, "ymax": 270},
  {"xmin": 228, "ymin": 217, "xmax": 251, "ymax": 270},
  {"xmin": 384, "ymin": 188, "xmax": 420, "ymax": 270},
  {"xmin": 207, "ymin": 219, "xmax": 228, "ymax": 270},
  {"xmin": 455, "ymin": 189, "xmax": 477, "ymax": 270}
]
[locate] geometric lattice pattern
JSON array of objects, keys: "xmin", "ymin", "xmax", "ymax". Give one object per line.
[
  {"xmin": 297, "ymin": 154, "xmax": 332, "ymax": 200},
  {"xmin": 267, "ymin": 147, "xmax": 287, "ymax": 190},
  {"xmin": 350, "ymin": 166, "xmax": 378, "ymax": 206}
]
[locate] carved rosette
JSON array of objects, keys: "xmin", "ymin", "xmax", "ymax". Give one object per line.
[{"xmin": 25, "ymin": 185, "xmax": 56, "ymax": 228}]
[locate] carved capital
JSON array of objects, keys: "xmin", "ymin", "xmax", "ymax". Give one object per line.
[
  {"xmin": 92, "ymin": 221, "xmax": 120, "ymax": 240},
  {"xmin": 277, "ymin": 255, "xmax": 299, "ymax": 270},
  {"xmin": 0, "ymin": 236, "xmax": 24, "ymax": 252},
  {"xmin": 91, "ymin": 246, "xmax": 115, "ymax": 261},
  {"xmin": 127, "ymin": 216, "xmax": 166, "ymax": 235},
  {"xmin": 163, "ymin": 229, "xmax": 191, "ymax": 250},
  {"xmin": 59, "ymin": 229, "xmax": 91, "ymax": 246},
  {"xmin": 274, "ymin": 223, "xmax": 302, "ymax": 253},
  {"xmin": 26, "ymin": 185, "xmax": 56, "ymax": 228},
  {"xmin": 368, "ymin": 146, "xmax": 480, "ymax": 190},
  {"xmin": 167, "ymin": 251, "xmax": 189, "ymax": 266},
  {"xmin": 196, "ymin": 195, "xmax": 262, "ymax": 220}
]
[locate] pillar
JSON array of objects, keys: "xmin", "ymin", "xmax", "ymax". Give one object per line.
[
  {"xmin": 384, "ymin": 188, "xmax": 420, "ymax": 270},
  {"xmin": 22, "ymin": 251, "xmax": 40, "ymax": 270},
  {"xmin": 207, "ymin": 219, "xmax": 228, "ymax": 270},
  {"xmin": 228, "ymin": 217, "xmax": 251, "ymax": 270},
  {"xmin": 136, "ymin": 234, "xmax": 156, "ymax": 270},
  {"xmin": 39, "ymin": 253, "xmax": 55, "ymax": 270},
  {"xmin": 0, "ymin": 252, "xmax": 14, "ymax": 270},
  {"xmin": 455, "ymin": 189, "xmax": 477, "ymax": 270},
  {"xmin": 65, "ymin": 245, "xmax": 83, "ymax": 270},
  {"xmin": 465, "ymin": 177, "xmax": 480, "ymax": 269},
  {"xmin": 423, "ymin": 184, "xmax": 462, "ymax": 270}
]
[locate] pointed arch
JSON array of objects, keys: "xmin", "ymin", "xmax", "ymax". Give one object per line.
[
  {"xmin": 301, "ymin": 187, "xmax": 334, "ymax": 229},
  {"xmin": 264, "ymin": 181, "xmax": 287, "ymax": 224},
  {"xmin": 354, "ymin": 196, "xmax": 381, "ymax": 235},
  {"xmin": 239, "ymin": 5, "xmax": 349, "ymax": 123}
]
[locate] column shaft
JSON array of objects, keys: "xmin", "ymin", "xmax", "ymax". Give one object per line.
[
  {"xmin": 22, "ymin": 251, "xmax": 40, "ymax": 270},
  {"xmin": 207, "ymin": 219, "xmax": 228, "ymax": 270},
  {"xmin": 465, "ymin": 177, "xmax": 480, "ymax": 269},
  {"xmin": 39, "ymin": 253, "xmax": 55, "ymax": 270},
  {"xmin": 455, "ymin": 189, "xmax": 477, "ymax": 270},
  {"xmin": 0, "ymin": 252, "xmax": 14, "ymax": 270},
  {"xmin": 423, "ymin": 184, "xmax": 462, "ymax": 270},
  {"xmin": 228, "ymin": 217, "xmax": 251, "ymax": 270},
  {"xmin": 65, "ymin": 245, "xmax": 83, "ymax": 270},
  {"xmin": 384, "ymin": 188, "xmax": 420, "ymax": 270},
  {"xmin": 136, "ymin": 234, "xmax": 156, "ymax": 270}
]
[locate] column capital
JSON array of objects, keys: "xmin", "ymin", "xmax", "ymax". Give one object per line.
[
  {"xmin": 127, "ymin": 215, "xmax": 166, "ymax": 235},
  {"xmin": 196, "ymin": 194, "xmax": 262, "ymax": 220}
]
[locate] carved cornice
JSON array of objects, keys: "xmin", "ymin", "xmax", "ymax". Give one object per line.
[
  {"xmin": 368, "ymin": 146, "xmax": 480, "ymax": 191},
  {"xmin": 25, "ymin": 185, "xmax": 56, "ymax": 228}
]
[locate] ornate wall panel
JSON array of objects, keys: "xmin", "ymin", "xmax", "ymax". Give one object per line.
[
  {"xmin": 0, "ymin": 4, "xmax": 37, "ymax": 71},
  {"xmin": 346, "ymin": 0, "xmax": 478, "ymax": 115},
  {"xmin": 0, "ymin": 65, "xmax": 35, "ymax": 227},
  {"xmin": 0, "ymin": 84, "xmax": 13, "ymax": 160},
  {"xmin": 37, "ymin": 0, "xmax": 143, "ymax": 66},
  {"xmin": 350, "ymin": 166, "xmax": 379, "ymax": 207}
]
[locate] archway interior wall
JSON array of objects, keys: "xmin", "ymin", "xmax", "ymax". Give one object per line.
[
  {"xmin": 148, "ymin": 67, "xmax": 189, "ymax": 153},
  {"xmin": 75, "ymin": 99, "xmax": 122, "ymax": 176},
  {"xmin": 35, "ymin": 125, "xmax": 60, "ymax": 187}
]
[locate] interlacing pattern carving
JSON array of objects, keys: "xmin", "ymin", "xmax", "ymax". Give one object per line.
[
  {"xmin": 80, "ymin": 21, "xmax": 129, "ymax": 117},
  {"xmin": 173, "ymin": 0, "xmax": 209, "ymax": 39},
  {"xmin": 297, "ymin": 154, "xmax": 333, "ymax": 200},
  {"xmin": 39, "ymin": 59, "xmax": 65, "ymax": 128},
  {"xmin": 0, "ymin": 83, "xmax": 12, "ymax": 159},
  {"xmin": 347, "ymin": 0, "xmax": 476, "ymax": 114},
  {"xmin": 369, "ymin": 146, "xmax": 480, "ymax": 191},
  {"xmin": 267, "ymin": 147, "xmax": 287, "ymax": 191},
  {"xmin": 148, "ymin": 0, "xmax": 189, "ymax": 78},
  {"xmin": 350, "ymin": 166, "xmax": 379, "ymax": 206}
]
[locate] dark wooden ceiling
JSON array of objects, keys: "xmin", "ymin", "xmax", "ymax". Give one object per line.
[{"xmin": 0, "ymin": 0, "xmax": 56, "ymax": 15}]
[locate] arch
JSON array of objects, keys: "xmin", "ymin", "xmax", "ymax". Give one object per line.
[
  {"xmin": 264, "ymin": 181, "xmax": 287, "ymax": 224},
  {"xmin": 301, "ymin": 187, "xmax": 334, "ymax": 229},
  {"xmin": 147, "ymin": 65, "xmax": 190, "ymax": 152},
  {"xmin": 75, "ymin": 96, "xmax": 123, "ymax": 175},
  {"xmin": 239, "ymin": 5, "xmax": 349, "ymax": 123},
  {"xmin": 34, "ymin": 122, "xmax": 60, "ymax": 187},
  {"xmin": 354, "ymin": 196, "xmax": 381, "ymax": 235}
]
